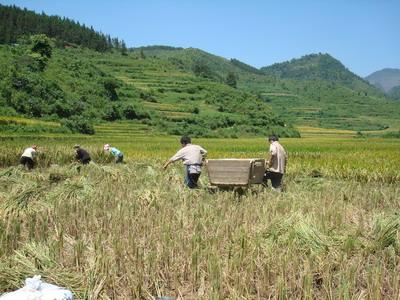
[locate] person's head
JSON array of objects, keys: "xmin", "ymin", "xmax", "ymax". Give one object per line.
[
  {"xmin": 268, "ymin": 135, "xmax": 279, "ymax": 144},
  {"xmin": 103, "ymin": 144, "xmax": 110, "ymax": 151},
  {"xmin": 31, "ymin": 145, "xmax": 37, "ymax": 150},
  {"xmin": 180, "ymin": 136, "xmax": 191, "ymax": 147},
  {"xmin": 73, "ymin": 144, "xmax": 80, "ymax": 150}
]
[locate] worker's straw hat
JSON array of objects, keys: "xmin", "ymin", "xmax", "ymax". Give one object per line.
[
  {"xmin": 73, "ymin": 144, "xmax": 80, "ymax": 149},
  {"xmin": 32, "ymin": 145, "xmax": 37, "ymax": 149}
]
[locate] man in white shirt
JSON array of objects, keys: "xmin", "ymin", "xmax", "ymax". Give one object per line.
[
  {"xmin": 20, "ymin": 145, "xmax": 37, "ymax": 170},
  {"xmin": 264, "ymin": 135, "xmax": 287, "ymax": 190},
  {"xmin": 163, "ymin": 136, "xmax": 207, "ymax": 189}
]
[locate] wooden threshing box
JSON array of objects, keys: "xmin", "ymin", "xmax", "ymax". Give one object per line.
[{"xmin": 206, "ymin": 159, "xmax": 265, "ymax": 187}]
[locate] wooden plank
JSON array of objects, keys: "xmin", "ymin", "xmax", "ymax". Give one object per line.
[
  {"xmin": 207, "ymin": 158, "xmax": 266, "ymax": 186},
  {"xmin": 209, "ymin": 168, "xmax": 249, "ymax": 172},
  {"xmin": 207, "ymin": 159, "xmax": 252, "ymax": 185}
]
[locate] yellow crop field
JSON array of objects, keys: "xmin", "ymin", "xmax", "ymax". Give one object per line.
[{"xmin": 0, "ymin": 130, "xmax": 400, "ymax": 299}]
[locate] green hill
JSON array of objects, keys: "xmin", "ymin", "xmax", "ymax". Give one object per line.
[
  {"xmin": 0, "ymin": 41, "xmax": 297, "ymax": 138},
  {"xmin": 260, "ymin": 53, "xmax": 382, "ymax": 95},
  {"xmin": 144, "ymin": 48, "xmax": 400, "ymax": 131},
  {"xmin": 253, "ymin": 54, "xmax": 400, "ymax": 131},
  {"xmin": 133, "ymin": 46, "xmax": 261, "ymax": 83}
]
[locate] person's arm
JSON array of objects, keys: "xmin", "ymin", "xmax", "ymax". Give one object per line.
[
  {"xmin": 163, "ymin": 159, "xmax": 173, "ymax": 170},
  {"xmin": 163, "ymin": 149, "xmax": 184, "ymax": 170},
  {"xmin": 284, "ymin": 151, "xmax": 288, "ymax": 172},
  {"xmin": 75, "ymin": 150, "xmax": 81, "ymax": 161},
  {"xmin": 267, "ymin": 154, "xmax": 275, "ymax": 168},
  {"xmin": 200, "ymin": 147, "xmax": 207, "ymax": 163},
  {"xmin": 266, "ymin": 144, "xmax": 277, "ymax": 168},
  {"xmin": 32, "ymin": 150, "xmax": 37, "ymax": 161}
]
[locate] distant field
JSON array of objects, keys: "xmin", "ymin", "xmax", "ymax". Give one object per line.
[
  {"xmin": 0, "ymin": 116, "xmax": 60, "ymax": 128},
  {"xmin": 296, "ymin": 126, "xmax": 356, "ymax": 138}
]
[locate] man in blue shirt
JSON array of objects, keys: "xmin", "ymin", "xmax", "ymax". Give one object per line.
[{"xmin": 104, "ymin": 144, "xmax": 124, "ymax": 163}]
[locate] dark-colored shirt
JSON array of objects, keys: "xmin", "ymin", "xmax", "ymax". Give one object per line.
[{"xmin": 75, "ymin": 148, "xmax": 91, "ymax": 162}]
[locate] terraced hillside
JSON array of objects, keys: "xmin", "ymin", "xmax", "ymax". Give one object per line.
[
  {"xmin": 0, "ymin": 43, "xmax": 298, "ymax": 138},
  {"xmin": 2, "ymin": 40, "xmax": 400, "ymax": 137},
  {"xmin": 86, "ymin": 49, "xmax": 298, "ymax": 137},
  {"xmin": 136, "ymin": 47, "xmax": 400, "ymax": 132}
]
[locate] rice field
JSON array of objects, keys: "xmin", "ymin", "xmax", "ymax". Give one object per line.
[{"xmin": 0, "ymin": 127, "xmax": 400, "ymax": 299}]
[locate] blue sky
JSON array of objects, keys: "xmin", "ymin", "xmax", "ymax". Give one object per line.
[{"xmin": 2, "ymin": 0, "xmax": 399, "ymax": 76}]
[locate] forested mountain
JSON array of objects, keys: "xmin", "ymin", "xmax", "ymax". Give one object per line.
[
  {"xmin": 260, "ymin": 53, "xmax": 382, "ymax": 96},
  {"xmin": 365, "ymin": 68, "xmax": 400, "ymax": 95},
  {"xmin": 0, "ymin": 4, "xmax": 126, "ymax": 52}
]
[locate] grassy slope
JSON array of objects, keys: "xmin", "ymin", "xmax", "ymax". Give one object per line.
[
  {"xmin": 80, "ymin": 48, "xmax": 297, "ymax": 137},
  {"xmin": 0, "ymin": 45, "xmax": 296, "ymax": 137},
  {"xmin": 139, "ymin": 47, "xmax": 400, "ymax": 132},
  {"xmin": 2, "ymin": 43, "xmax": 400, "ymax": 136}
]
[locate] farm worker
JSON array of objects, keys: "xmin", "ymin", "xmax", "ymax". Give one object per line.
[
  {"xmin": 104, "ymin": 144, "xmax": 124, "ymax": 163},
  {"xmin": 20, "ymin": 145, "xmax": 37, "ymax": 170},
  {"xmin": 264, "ymin": 135, "xmax": 287, "ymax": 191},
  {"xmin": 163, "ymin": 136, "xmax": 207, "ymax": 189},
  {"xmin": 73, "ymin": 145, "xmax": 91, "ymax": 165}
]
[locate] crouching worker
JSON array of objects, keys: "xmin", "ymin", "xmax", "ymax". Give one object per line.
[
  {"xmin": 20, "ymin": 145, "xmax": 37, "ymax": 170},
  {"xmin": 104, "ymin": 144, "xmax": 124, "ymax": 163},
  {"xmin": 73, "ymin": 145, "xmax": 91, "ymax": 165},
  {"xmin": 264, "ymin": 135, "xmax": 287, "ymax": 191},
  {"xmin": 163, "ymin": 136, "xmax": 207, "ymax": 189}
]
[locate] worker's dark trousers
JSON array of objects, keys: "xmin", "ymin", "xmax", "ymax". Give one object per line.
[
  {"xmin": 184, "ymin": 166, "xmax": 200, "ymax": 189},
  {"xmin": 80, "ymin": 158, "xmax": 91, "ymax": 165},
  {"xmin": 115, "ymin": 154, "xmax": 124, "ymax": 163},
  {"xmin": 263, "ymin": 171, "xmax": 283, "ymax": 188},
  {"xmin": 20, "ymin": 156, "xmax": 34, "ymax": 170}
]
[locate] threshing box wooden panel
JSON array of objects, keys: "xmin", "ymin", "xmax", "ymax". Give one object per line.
[{"xmin": 207, "ymin": 159, "xmax": 265, "ymax": 187}]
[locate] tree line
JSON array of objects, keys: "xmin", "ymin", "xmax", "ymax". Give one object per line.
[{"xmin": 0, "ymin": 4, "xmax": 127, "ymax": 52}]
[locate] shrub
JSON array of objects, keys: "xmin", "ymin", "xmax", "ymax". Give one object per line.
[
  {"xmin": 102, "ymin": 104, "xmax": 122, "ymax": 121},
  {"xmin": 122, "ymin": 104, "xmax": 151, "ymax": 120},
  {"xmin": 382, "ymin": 131, "xmax": 400, "ymax": 138},
  {"xmin": 61, "ymin": 116, "xmax": 95, "ymax": 134},
  {"xmin": 139, "ymin": 90, "xmax": 156, "ymax": 102},
  {"xmin": 103, "ymin": 77, "xmax": 121, "ymax": 101}
]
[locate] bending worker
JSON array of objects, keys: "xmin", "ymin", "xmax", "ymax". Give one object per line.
[
  {"xmin": 74, "ymin": 145, "xmax": 91, "ymax": 165},
  {"xmin": 163, "ymin": 136, "xmax": 207, "ymax": 189},
  {"xmin": 263, "ymin": 135, "xmax": 287, "ymax": 191},
  {"xmin": 104, "ymin": 144, "xmax": 124, "ymax": 163},
  {"xmin": 20, "ymin": 145, "xmax": 37, "ymax": 170}
]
